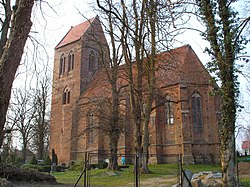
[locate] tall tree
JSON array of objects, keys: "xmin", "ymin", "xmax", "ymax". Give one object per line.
[
  {"xmin": 79, "ymin": 96, "xmax": 125, "ymax": 170},
  {"xmin": 196, "ymin": 0, "xmax": 249, "ymax": 186},
  {"xmin": 0, "ymin": 0, "xmax": 35, "ymax": 148},
  {"xmin": 96, "ymin": 0, "xmax": 181, "ymax": 173},
  {"xmin": 94, "ymin": 14, "xmax": 123, "ymax": 170},
  {"xmin": 31, "ymin": 74, "xmax": 51, "ymax": 160},
  {"xmin": 93, "ymin": 1, "xmax": 127, "ymax": 170},
  {"xmin": 120, "ymin": 0, "xmax": 180, "ymax": 173},
  {"xmin": 141, "ymin": 0, "xmax": 157, "ymax": 172},
  {"xmin": 0, "ymin": 126, "xmax": 13, "ymax": 163},
  {"xmin": 9, "ymin": 88, "xmax": 36, "ymax": 162}
]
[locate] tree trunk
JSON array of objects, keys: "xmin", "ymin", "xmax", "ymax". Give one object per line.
[
  {"xmin": 38, "ymin": 123, "xmax": 44, "ymax": 160},
  {"xmin": 221, "ymin": 135, "xmax": 237, "ymax": 187},
  {"xmin": 22, "ymin": 140, "xmax": 28, "ymax": 163},
  {"xmin": 37, "ymin": 110, "xmax": 45, "ymax": 160},
  {"xmin": 0, "ymin": 0, "xmax": 35, "ymax": 148},
  {"xmin": 220, "ymin": 71, "xmax": 238, "ymax": 187},
  {"xmin": 196, "ymin": 0, "xmax": 241, "ymax": 185},
  {"xmin": 107, "ymin": 74, "xmax": 120, "ymax": 170},
  {"xmin": 141, "ymin": 0, "xmax": 156, "ymax": 174},
  {"xmin": 108, "ymin": 136, "xmax": 119, "ymax": 170}
]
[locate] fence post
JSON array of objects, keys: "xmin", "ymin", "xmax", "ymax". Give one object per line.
[
  {"xmin": 135, "ymin": 154, "xmax": 139, "ymax": 187},
  {"xmin": 179, "ymin": 154, "xmax": 183, "ymax": 187},
  {"xmin": 84, "ymin": 152, "xmax": 88, "ymax": 187}
]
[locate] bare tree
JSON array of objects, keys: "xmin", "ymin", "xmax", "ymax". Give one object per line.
[
  {"xmin": 82, "ymin": 96, "xmax": 125, "ymax": 170},
  {"xmin": 72, "ymin": 11, "xmax": 125, "ymax": 170},
  {"xmin": 9, "ymin": 88, "xmax": 36, "ymax": 162},
  {"xmin": 120, "ymin": 0, "xmax": 182, "ymax": 173},
  {"xmin": 31, "ymin": 74, "xmax": 51, "ymax": 160},
  {"xmin": 95, "ymin": 0, "xmax": 183, "ymax": 173},
  {"xmin": 92, "ymin": 14, "xmax": 123, "ymax": 170},
  {"xmin": 0, "ymin": 123, "xmax": 13, "ymax": 163},
  {"xmin": 0, "ymin": 0, "xmax": 35, "ymax": 148}
]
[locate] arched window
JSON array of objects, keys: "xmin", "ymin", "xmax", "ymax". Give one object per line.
[
  {"xmin": 68, "ymin": 51, "xmax": 74, "ymax": 72},
  {"xmin": 87, "ymin": 111, "xmax": 94, "ymax": 144},
  {"xmin": 59, "ymin": 54, "xmax": 65, "ymax": 75},
  {"xmin": 165, "ymin": 96, "xmax": 174, "ymax": 125},
  {"xmin": 71, "ymin": 54, "xmax": 74, "ymax": 69},
  {"xmin": 89, "ymin": 50, "xmax": 95, "ymax": 71},
  {"xmin": 191, "ymin": 93, "xmax": 203, "ymax": 133},
  {"xmin": 62, "ymin": 88, "xmax": 70, "ymax": 105}
]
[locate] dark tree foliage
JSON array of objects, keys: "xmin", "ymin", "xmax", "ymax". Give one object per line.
[
  {"xmin": 44, "ymin": 155, "xmax": 51, "ymax": 166},
  {"xmin": 29, "ymin": 155, "xmax": 38, "ymax": 165}
]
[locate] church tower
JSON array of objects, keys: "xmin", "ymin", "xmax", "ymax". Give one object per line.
[{"xmin": 50, "ymin": 17, "xmax": 108, "ymax": 164}]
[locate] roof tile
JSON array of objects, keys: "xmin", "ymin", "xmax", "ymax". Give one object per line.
[
  {"xmin": 55, "ymin": 17, "xmax": 95, "ymax": 49},
  {"xmin": 242, "ymin": 141, "xmax": 250, "ymax": 149}
]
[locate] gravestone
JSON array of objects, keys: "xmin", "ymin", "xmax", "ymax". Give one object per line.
[{"xmin": 183, "ymin": 169, "xmax": 193, "ymax": 187}]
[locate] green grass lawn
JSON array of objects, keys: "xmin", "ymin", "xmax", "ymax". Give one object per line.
[
  {"xmin": 52, "ymin": 164, "xmax": 250, "ymax": 186},
  {"xmin": 240, "ymin": 178, "xmax": 250, "ymax": 187},
  {"xmin": 52, "ymin": 164, "xmax": 180, "ymax": 186}
]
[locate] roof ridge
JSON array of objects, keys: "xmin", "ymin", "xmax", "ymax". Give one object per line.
[
  {"xmin": 55, "ymin": 17, "xmax": 97, "ymax": 49},
  {"xmin": 81, "ymin": 17, "xmax": 95, "ymax": 38}
]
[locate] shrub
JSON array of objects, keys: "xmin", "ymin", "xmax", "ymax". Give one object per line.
[
  {"xmin": 21, "ymin": 163, "xmax": 51, "ymax": 173},
  {"xmin": 69, "ymin": 163, "xmax": 84, "ymax": 171},
  {"xmin": 99, "ymin": 161, "xmax": 108, "ymax": 169},
  {"xmin": 91, "ymin": 161, "xmax": 108, "ymax": 169},
  {"xmin": 6, "ymin": 154, "xmax": 15, "ymax": 164},
  {"xmin": 29, "ymin": 155, "xmax": 38, "ymax": 165},
  {"xmin": 44, "ymin": 155, "xmax": 52, "ymax": 165},
  {"xmin": 56, "ymin": 165, "xmax": 66, "ymax": 172},
  {"xmin": 0, "ymin": 164, "xmax": 57, "ymax": 183},
  {"xmin": 69, "ymin": 160, "xmax": 108, "ymax": 171},
  {"xmin": 69, "ymin": 160, "xmax": 90, "ymax": 171},
  {"xmin": 21, "ymin": 163, "xmax": 42, "ymax": 171},
  {"xmin": 38, "ymin": 165, "xmax": 51, "ymax": 173}
]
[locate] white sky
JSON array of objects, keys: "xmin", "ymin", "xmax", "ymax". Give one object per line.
[
  {"xmin": 11, "ymin": 0, "xmax": 250, "ymax": 150},
  {"xmin": 32, "ymin": 0, "xmax": 95, "ymax": 61},
  {"xmin": 32, "ymin": 0, "xmax": 211, "ymax": 64}
]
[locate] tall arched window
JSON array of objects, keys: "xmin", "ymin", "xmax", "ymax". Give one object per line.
[
  {"xmin": 87, "ymin": 111, "xmax": 94, "ymax": 144},
  {"xmin": 68, "ymin": 51, "xmax": 74, "ymax": 72},
  {"xmin": 191, "ymin": 93, "xmax": 203, "ymax": 133},
  {"xmin": 89, "ymin": 50, "xmax": 95, "ymax": 71},
  {"xmin": 165, "ymin": 96, "xmax": 174, "ymax": 125},
  {"xmin": 71, "ymin": 54, "xmax": 74, "ymax": 69},
  {"xmin": 59, "ymin": 54, "xmax": 65, "ymax": 75},
  {"xmin": 62, "ymin": 87, "xmax": 70, "ymax": 105}
]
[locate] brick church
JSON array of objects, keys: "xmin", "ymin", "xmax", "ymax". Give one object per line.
[{"xmin": 50, "ymin": 16, "xmax": 221, "ymax": 165}]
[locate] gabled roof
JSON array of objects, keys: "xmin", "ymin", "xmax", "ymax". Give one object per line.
[
  {"xmin": 156, "ymin": 45, "xmax": 212, "ymax": 88},
  {"xmin": 79, "ymin": 45, "xmax": 213, "ymax": 102},
  {"xmin": 242, "ymin": 141, "xmax": 250, "ymax": 149},
  {"xmin": 55, "ymin": 17, "xmax": 96, "ymax": 49}
]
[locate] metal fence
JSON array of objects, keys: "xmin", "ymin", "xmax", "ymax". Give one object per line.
[{"xmin": 74, "ymin": 153, "xmax": 183, "ymax": 187}]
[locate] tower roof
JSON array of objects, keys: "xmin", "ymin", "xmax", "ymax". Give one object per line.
[
  {"xmin": 242, "ymin": 141, "xmax": 250, "ymax": 149},
  {"xmin": 55, "ymin": 17, "xmax": 96, "ymax": 49}
]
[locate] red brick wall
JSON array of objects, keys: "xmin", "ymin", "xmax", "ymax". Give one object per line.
[
  {"xmin": 50, "ymin": 17, "xmax": 109, "ymax": 164},
  {"xmin": 50, "ymin": 27, "xmax": 220, "ymax": 165}
]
